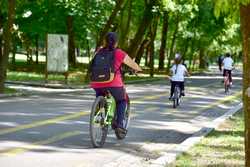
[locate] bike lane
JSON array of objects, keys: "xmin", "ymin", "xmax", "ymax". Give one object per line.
[{"xmin": 0, "ymin": 77, "xmax": 242, "ymax": 167}]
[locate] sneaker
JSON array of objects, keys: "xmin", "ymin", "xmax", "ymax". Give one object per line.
[
  {"xmin": 115, "ymin": 127, "xmax": 127, "ymax": 140},
  {"xmin": 116, "ymin": 127, "xmax": 127, "ymax": 134}
]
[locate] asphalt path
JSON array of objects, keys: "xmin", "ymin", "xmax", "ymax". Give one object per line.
[{"xmin": 0, "ymin": 76, "xmax": 242, "ymax": 167}]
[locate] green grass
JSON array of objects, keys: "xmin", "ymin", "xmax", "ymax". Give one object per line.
[
  {"xmin": 4, "ymin": 87, "xmax": 17, "ymax": 94},
  {"xmin": 7, "ymin": 61, "xmax": 168, "ymax": 85},
  {"xmin": 7, "ymin": 71, "xmax": 87, "ymax": 85},
  {"xmin": 173, "ymin": 111, "xmax": 244, "ymax": 167}
]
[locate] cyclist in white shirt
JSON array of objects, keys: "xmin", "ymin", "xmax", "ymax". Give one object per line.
[
  {"xmin": 169, "ymin": 53, "xmax": 190, "ymax": 100},
  {"xmin": 222, "ymin": 53, "xmax": 234, "ymax": 85}
]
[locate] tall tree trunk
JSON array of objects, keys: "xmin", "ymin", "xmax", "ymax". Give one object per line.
[
  {"xmin": 182, "ymin": 38, "xmax": 190, "ymax": 61},
  {"xmin": 188, "ymin": 54, "xmax": 194, "ymax": 70},
  {"xmin": 199, "ymin": 47, "xmax": 206, "ymax": 69},
  {"xmin": 84, "ymin": 39, "xmax": 91, "ymax": 83},
  {"xmin": 119, "ymin": 0, "xmax": 132, "ymax": 49},
  {"xmin": 97, "ymin": 0, "xmax": 125, "ymax": 48},
  {"xmin": 67, "ymin": 15, "xmax": 76, "ymax": 66},
  {"xmin": 0, "ymin": 0, "xmax": 15, "ymax": 93},
  {"xmin": 135, "ymin": 38, "xmax": 150, "ymax": 65},
  {"xmin": 240, "ymin": 3, "xmax": 250, "ymax": 167},
  {"xmin": 167, "ymin": 14, "xmax": 180, "ymax": 71},
  {"xmin": 188, "ymin": 39, "xmax": 195, "ymax": 70},
  {"xmin": 127, "ymin": 0, "xmax": 156, "ymax": 58},
  {"xmin": 0, "ymin": 14, "xmax": 3, "ymax": 58},
  {"xmin": 11, "ymin": 39, "xmax": 16, "ymax": 65},
  {"xmin": 149, "ymin": 16, "xmax": 159, "ymax": 77},
  {"xmin": 35, "ymin": 34, "xmax": 39, "ymax": 64},
  {"xmin": 145, "ymin": 45, "xmax": 150, "ymax": 67},
  {"xmin": 158, "ymin": 11, "xmax": 169, "ymax": 70}
]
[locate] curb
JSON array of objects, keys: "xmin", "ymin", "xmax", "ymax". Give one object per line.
[
  {"xmin": 149, "ymin": 102, "xmax": 243, "ymax": 167},
  {"xmin": 5, "ymin": 81, "xmax": 87, "ymax": 89},
  {"xmin": 0, "ymin": 92, "xmax": 27, "ymax": 99}
]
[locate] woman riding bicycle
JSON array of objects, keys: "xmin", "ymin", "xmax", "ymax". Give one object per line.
[
  {"xmin": 169, "ymin": 53, "xmax": 190, "ymax": 100},
  {"xmin": 90, "ymin": 32, "xmax": 142, "ymax": 134}
]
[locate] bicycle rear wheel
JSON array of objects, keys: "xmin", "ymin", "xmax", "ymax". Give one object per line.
[
  {"xmin": 173, "ymin": 86, "xmax": 180, "ymax": 108},
  {"xmin": 173, "ymin": 98, "xmax": 177, "ymax": 108},
  {"xmin": 225, "ymin": 84, "xmax": 230, "ymax": 94},
  {"xmin": 89, "ymin": 96, "xmax": 108, "ymax": 148},
  {"xmin": 224, "ymin": 77, "xmax": 230, "ymax": 94}
]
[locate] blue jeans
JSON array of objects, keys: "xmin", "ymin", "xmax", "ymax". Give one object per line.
[{"xmin": 94, "ymin": 87, "xmax": 126, "ymax": 129}]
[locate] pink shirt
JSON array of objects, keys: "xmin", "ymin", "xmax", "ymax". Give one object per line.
[{"xmin": 90, "ymin": 48, "xmax": 127, "ymax": 88}]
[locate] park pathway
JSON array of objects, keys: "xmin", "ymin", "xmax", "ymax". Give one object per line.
[{"xmin": 0, "ymin": 74, "xmax": 242, "ymax": 167}]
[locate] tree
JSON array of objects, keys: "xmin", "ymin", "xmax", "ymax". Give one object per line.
[
  {"xmin": 0, "ymin": 0, "xmax": 15, "ymax": 93},
  {"xmin": 96, "ymin": 0, "xmax": 126, "ymax": 48},
  {"xmin": 214, "ymin": 0, "xmax": 250, "ymax": 166},
  {"xmin": 158, "ymin": 11, "xmax": 169, "ymax": 70},
  {"xmin": 149, "ymin": 15, "xmax": 159, "ymax": 77},
  {"xmin": 127, "ymin": 0, "xmax": 159, "ymax": 58},
  {"xmin": 240, "ymin": 3, "xmax": 250, "ymax": 166}
]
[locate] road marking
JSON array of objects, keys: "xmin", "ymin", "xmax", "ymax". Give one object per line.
[
  {"xmin": 0, "ymin": 111, "xmax": 88, "ymax": 136},
  {"xmin": 1, "ymin": 130, "xmax": 82, "ymax": 156}
]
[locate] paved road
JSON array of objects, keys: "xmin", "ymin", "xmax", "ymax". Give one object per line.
[{"xmin": 0, "ymin": 76, "xmax": 242, "ymax": 167}]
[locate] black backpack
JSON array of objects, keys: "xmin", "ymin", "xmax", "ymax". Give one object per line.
[{"xmin": 89, "ymin": 48, "xmax": 116, "ymax": 83}]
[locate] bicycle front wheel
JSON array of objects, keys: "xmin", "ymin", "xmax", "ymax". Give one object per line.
[
  {"xmin": 89, "ymin": 96, "xmax": 108, "ymax": 148},
  {"xmin": 123, "ymin": 94, "xmax": 131, "ymax": 130}
]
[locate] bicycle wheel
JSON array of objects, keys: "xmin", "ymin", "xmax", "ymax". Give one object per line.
[
  {"xmin": 224, "ymin": 76, "xmax": 230, "ymax": 94},
  {"xmin": 173, "ymin": 98, "xmax": 177, "ymax": 108},
  {"xmin": 173, "ymin": 86, "xmax": 179, "ymax": 108},
  {"xmin": 89, "ymin": 96, "xmax": 108, "ymax": 148},
  {"xmin": 123, "ymin": 94, "xmax": 131, "ymax": 130},
  {"xmin": 115, "ymin": 94, "xmax": 130, "ymax": 140},
  {"xmin": 177, "ymin": 95, "xmax": 180, "ymax": 106},
  {"xmin": 225, "ymin": 84, "xmax": 230, "ymax": 94}
]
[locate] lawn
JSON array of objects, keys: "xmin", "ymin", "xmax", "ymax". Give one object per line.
[{"xmin": 173, "ymin": 110, "xmax": 244, "ymax": 167}]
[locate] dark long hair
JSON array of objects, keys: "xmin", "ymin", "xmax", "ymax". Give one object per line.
[{"xmin": 104, "ymin": 32, "xmax": 118, "ymax": 51}]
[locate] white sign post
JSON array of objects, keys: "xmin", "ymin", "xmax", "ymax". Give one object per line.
[{"xmin": 46, "ymin": 34, "xmax": 68, "ymax": 83}]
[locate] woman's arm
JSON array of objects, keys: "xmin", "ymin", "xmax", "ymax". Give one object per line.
[{"xmin": 123, "ymin": 55, "xmax": 142, "ymax": 72}]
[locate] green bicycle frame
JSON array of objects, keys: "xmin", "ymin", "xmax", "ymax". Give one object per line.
[{"xmin": 105, "ymin": 95, "xmax": 116, "ymax": 125}]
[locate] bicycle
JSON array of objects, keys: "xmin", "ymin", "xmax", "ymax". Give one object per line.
[
  {"xmin": 172, "ymin": 84, "xmax": 181, "ymax": 108},
  {"xmin": 89, "ymin": 69, "xmax": 136, "ymax": 148},
  {"xmin": 89, "ymin": 90, "xmax": 130, "ymax": 148}
]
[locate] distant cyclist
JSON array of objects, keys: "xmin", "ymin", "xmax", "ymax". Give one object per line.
[
  {"xmin": 222, "ymin": 53, "xmax": 234, "ymax": 85},
  {"xmin": 218, "ymin": 54, "xmax": 224, "ymax": 71},
  {"xmin": 90, "ymin": 32, "xmax": 142, "ymax": 134},
  {"xmin": 169, "ymin": 53, "xmax": 190, "ymax": 100}
]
